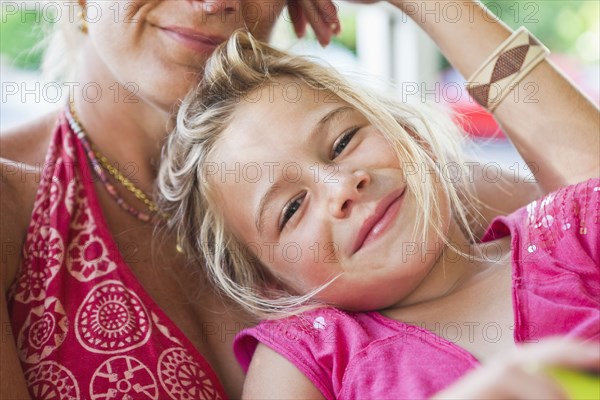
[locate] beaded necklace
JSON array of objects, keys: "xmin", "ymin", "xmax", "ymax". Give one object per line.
[
  {"xmin": 65, "ymin": 101, "xmax": 156, "ymax": 222},
  {"xmin": 66, "ymin": 101, "xmax": 185, "ymax": 253}
]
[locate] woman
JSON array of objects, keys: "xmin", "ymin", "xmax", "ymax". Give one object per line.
[{"xmin": 0, "ymin": 1, "xmax": 341, "ymax": 398}]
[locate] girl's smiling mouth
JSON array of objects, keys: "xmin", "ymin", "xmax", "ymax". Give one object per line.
[{"xmin": 353, "ymin": 187, "xmax": 406, "ymax": 254}]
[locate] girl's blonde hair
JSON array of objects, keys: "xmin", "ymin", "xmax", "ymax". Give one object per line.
[{"xmin": 158, "ymin": 30, "xmax": 475, "ymax": 318}]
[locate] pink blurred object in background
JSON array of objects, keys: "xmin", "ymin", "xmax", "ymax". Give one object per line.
[{"xmin": 443, "ymin": 54, "xmax": 599, "ymax": 140}]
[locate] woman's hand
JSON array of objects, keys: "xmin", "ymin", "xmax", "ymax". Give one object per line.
[
  {"xmin": 287, "ymin": 0, "xmax": 340, "ymax": 46},
  {"xmin": 287, "ymin": 0, "xmax": 381, "ymax": 46},
  {"xmin": 433, "ymin": 338, "xmax": 600, "ymax": 399}
]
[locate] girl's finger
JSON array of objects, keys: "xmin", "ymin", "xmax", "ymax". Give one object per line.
[
  {"xmin": 508, "ymin": 363, "xmax": 571, "ymax": 400},
  {"xmin": 514, "ymin": 338, "xmax": 600, "ymax": 371}
]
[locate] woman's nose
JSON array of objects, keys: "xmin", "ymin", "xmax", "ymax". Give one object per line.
[
  {"xmin": 192, "ymin": 0, "xmax": 239, "ymax": 14},
  {"xmin": 327, "ymin": 169, "xmax": 370, "ymax": 219}
]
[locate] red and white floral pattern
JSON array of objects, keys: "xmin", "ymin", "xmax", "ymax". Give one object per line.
[
  {"xmin": 17, "ymin": 297, "xmax": 67, "ymax": 364},
  {"xmin": 67, "ymin": 227, "xmax": 117, "ymax": 282},
  {"xmin": 76, "ymin": 280, "xmax": 151, "ymax": 354},
  {"xmin": 25, "ymin": 361, "xmax": 80, "ymax": 400},
  {"xmin": 159, "ymin": 348, "xmax": 223, "ymax": 400},
  {"xmin": 13, "ymin": 227, "xmax": 63, "ymax": 304},
  {"xmin": 151, "ymin": 311, "xmax": 183, "ymax": 346},
  {"xmin": 9, "ymin": 114, "xmax": 228, "ymax": 400},
  {"xmin": 90, "ymin": 356, "xmax": 159, "ymax": 399}
]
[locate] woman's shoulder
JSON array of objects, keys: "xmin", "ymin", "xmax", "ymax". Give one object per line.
[
  {"xmin": 1, "ymin": 110, "xmax": 60, "ymax": 207},
  {"xmin": 1, "ymin": 109, "xmax": 59, "ymax": 164},
  {"xmin": 1, "ymin": 110, "xmax": 59, "ymax": 291}
]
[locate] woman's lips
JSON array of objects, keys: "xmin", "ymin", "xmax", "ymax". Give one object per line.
[
  {"xmin": 160, "ymin": 26, "xmax": 225, "ymax": 54},
  {"xmin": 353, "ymin": 189, "xmax": 406, "ymax": 254}
]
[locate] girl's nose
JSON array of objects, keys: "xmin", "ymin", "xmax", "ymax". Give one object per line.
[{"xmin": 327, "ymin": 169, "xmax": 370, "ymax": 219}]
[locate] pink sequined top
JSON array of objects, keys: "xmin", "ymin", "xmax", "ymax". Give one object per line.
[
  {"xmin": 234, "ymin": 179, "xmax": 600, "ymax": 400},
  {"xmin": 8, "ymin": 113, "xmax": 228, "ymax": 400}
]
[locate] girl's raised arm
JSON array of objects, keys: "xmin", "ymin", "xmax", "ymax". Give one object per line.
[
  {"xmin": 389, "ymin": 0, "xmax": 599, "ymax": 192},
  {"xmin": 310, "ymin": 0, "xmax": 599, "ymax": 190}
]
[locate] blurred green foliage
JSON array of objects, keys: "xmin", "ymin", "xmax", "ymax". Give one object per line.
[
  {"xmin": 329, "ymin": 1, "xmax": 598, "ymax": 66},
  {"xmin": 299, "ymin": 7, "xmax": 357, "ymax": 54},
  {"xmin": 1, "ymin": 1, "xmax": 596, "ymax": 71},
  {"xmin": 332, "ymin": 8, "xmax": 357, "ymax": 53},
  {"xmin": 0, "ymin": 8, "xmax": 48, "ymax": 69},
  {"xmin": 481, "ymin": 0, "xmax": 599, "ymax": 62}
]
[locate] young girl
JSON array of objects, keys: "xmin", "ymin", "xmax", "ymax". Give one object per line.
[{"xmin": 159, "ymin": 27, "xmax": 599, "ymax": 399}]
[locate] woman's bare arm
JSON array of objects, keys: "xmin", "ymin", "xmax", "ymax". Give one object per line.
[
  {"xmin": 0, "ymin": 114, "xmax": 56, "ymax": 399},
  {"xmin": 0, "ymin": 297, "xmax": 30, "ymax": 399},
  {"xmin": 1, "ymin": 168, "xmax": 31, "ymax": 400}
]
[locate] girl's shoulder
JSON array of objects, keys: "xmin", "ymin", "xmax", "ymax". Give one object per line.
[
  {"xmin": 494, "ymin": 179, "xmax": 600, "ymax": 343},
  {"xmin": 233, "ymin": 307, "xmax": 394, "ymax": 376},
  {"xmin": 234, "ymin": 308, "xmax": 361, "ymax": 363},
  {"xmin": 234, "ymin": 307, "xmax": 361, "ymax": 400},
  {"xmin": 482, "ymin": 178, "xmax": 599, "ymax": 265},
  {"xmin": 235, "ymin": 307, "xmax": 482, "ymax": 400},
  {"xmin": 482, "ymin": 178, "xmax": 598, "ymax": 232}
]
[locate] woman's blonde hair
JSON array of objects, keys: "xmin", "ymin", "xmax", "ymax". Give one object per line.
[
  {"xmin": 158, "ymin": 30, "xmax": 475, "ymax": 318},
  {"xmin": 41, "ymin": 0, "xmax": 83, "ymax": 82}
]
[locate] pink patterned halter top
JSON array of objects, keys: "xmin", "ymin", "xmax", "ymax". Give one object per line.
[{"xmin": 7, "ymin": 111, "xmax": 227, "ymax": 399}]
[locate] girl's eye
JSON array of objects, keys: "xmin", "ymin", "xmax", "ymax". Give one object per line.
[
  {"xmin": 280, "ymin": 194, "xmax": 305, "ymax": 230},
  {"xmin": 332, "ymin": 127, "xmax": 359, "ymax": 159}
]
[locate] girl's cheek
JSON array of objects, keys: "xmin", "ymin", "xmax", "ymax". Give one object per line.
[{"xmin": 362, "ymin": 137, "xmax": 397, "ymax": 165}]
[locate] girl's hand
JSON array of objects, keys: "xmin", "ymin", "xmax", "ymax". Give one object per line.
[{"xmin": 433, "ymin": 338, "xmax": 600, "ymax": 399}]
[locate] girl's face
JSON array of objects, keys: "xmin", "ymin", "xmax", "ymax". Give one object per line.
[
  {"xmin": 210, "ymin": 81, "xmax": 448, "ymax": 311},
  {"xmin": 84, "ymin": 0, "xmax": 284, "ymax": 111}
]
